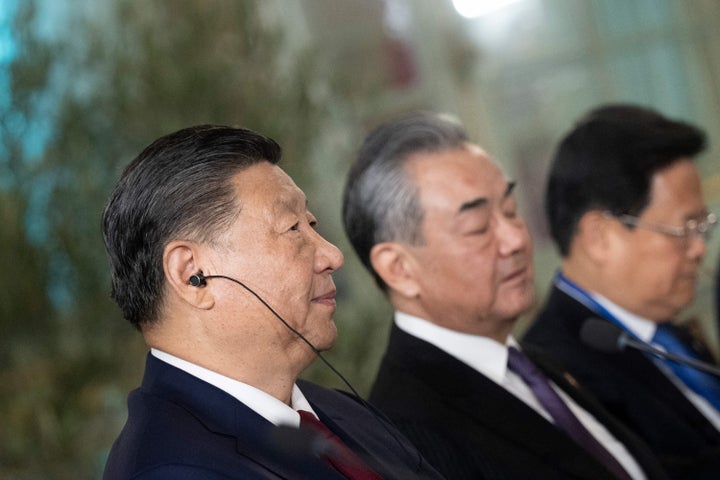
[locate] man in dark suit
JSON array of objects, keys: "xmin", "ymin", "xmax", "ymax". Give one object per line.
[
  {"xmin": 101, "ymin": 125, "xmax": 443, "ymax": 479},
  {"xmin": 341, "ymin": 111, "xmax": 668, "ymax": 479},
  {"xmin": 524, "ymin": 104, "xmax": 720, "ymax": 479}
]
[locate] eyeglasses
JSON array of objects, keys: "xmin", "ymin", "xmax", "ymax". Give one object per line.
[{"xmin": 612, "ymin": 212, "xmax": 717, "ymax": 242}]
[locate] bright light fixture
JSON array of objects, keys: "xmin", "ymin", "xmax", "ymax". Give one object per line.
[{"xmin": 452, "ymin": 0, "xmax": 524, "ymax": 18}]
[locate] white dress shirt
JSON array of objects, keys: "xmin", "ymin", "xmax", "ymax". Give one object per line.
[
  {"xmin": 395, "ymin": 311, "xmax": 646, "ymax": 480},
  {"xmin": 151, "ymin": 348, "xmax": 315, "ymax": 426}
]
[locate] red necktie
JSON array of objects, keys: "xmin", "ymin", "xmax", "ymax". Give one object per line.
[{"xmin": 297, "ymin": 410, "xmax": 382, "ymax": 480}]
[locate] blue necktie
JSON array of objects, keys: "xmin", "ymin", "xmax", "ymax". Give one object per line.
[
  {"xmin": 507, "ymin": 347, "xmax": 631, "ymax": 480},
  {"xmin": 652, "ymin": 324, "xmax": 720, "ymax": 412}
]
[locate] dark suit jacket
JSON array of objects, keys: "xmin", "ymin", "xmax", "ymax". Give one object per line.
[
  {"xmin": 103, "ymin": 353, "xmax": 444, "ymax": 479},
  {"xmin": 369, "ymin": 324, "xmax": 668, "ymax": 480},
  {"xmin": 524, "ymin": 285, "xmax": 720, "ymax": 479}
]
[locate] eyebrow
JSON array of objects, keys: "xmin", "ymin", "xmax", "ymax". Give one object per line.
[
  {"xmin": 457, "ymin": 181, "xmax": 516, "ymax": 214},
  {"xmin": 684, "ymin": 208, "xmax": 709, "ymax": 221},
  {"xmin": 278, "ymin": 191, "xmax": 308, "ymax": 209}
]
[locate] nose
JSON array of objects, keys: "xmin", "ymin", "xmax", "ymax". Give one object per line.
[
  {"xmin": 314, "ymin": 232, "xmax": 344, "ymax": 273},
  {"xmin": 496, "ymin": 214, "xmax": 530, "ymax": 257},
  {"xmin": 685, "ymin": 232, "xmax": 707, "ymax": 260}
]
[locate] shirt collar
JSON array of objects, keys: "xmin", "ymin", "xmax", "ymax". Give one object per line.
[
  {"xmin": 151, "ymin": 348, "xmax": 315, "ymax": 427},
  {"xmin": 395, "ymin": 311, "xmax": 517, "ymax": 384},
  {"xmin": 588, "ymin": 293, "xmax": 657, "ymax": 342}
]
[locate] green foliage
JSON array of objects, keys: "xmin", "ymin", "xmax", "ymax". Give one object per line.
[{"xmin": 0, "ymin": 1, "xmax": 388, "ymax": 477}]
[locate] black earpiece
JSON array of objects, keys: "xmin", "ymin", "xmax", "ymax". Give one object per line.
[{"xmin": 188, "ymin": 271, "xmax": 206, "ymax": 287}]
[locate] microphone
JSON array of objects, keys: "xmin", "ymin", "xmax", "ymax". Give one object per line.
[
  {"xmin": 268, "ymin": 425, "xmax": 337, "ymax": 459},
  {"xmin": 580, "ymin": 317, "xmax": 720, "ymax": 377},
  {"xmin": 268, "ymin": 425, "xmax": 371, "ymax": 470}
]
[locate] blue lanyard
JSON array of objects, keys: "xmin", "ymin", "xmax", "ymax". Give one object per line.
[
  {"xmin": 556, "ymin": 273, "xmax": 720, "ymax": 410},
  {"xmin": 554, "ymin": 271, "xmax": 639, "ymax": 340}
]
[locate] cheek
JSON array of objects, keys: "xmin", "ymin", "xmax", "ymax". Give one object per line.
[
  {"xmin": 637, "ymin": 256, "xmax": 685, "ymax": 297},
  {"xmin": 280, "ymin": 271, "xmax": 315, "ymax": 309},
  {"xmin": 457, "ymin": 258, "xmax": 498, "ymax": 307},
  {"xmin": 420, "ymin": 255, "xmax": 488, "ymax": 303},
  {"xmin": 417, "ymin": 240, "xmax": 498, "ymax": 298},
  {"xmin": 245, "ymin": 257, "xmax": 312, "ymax": 314}
]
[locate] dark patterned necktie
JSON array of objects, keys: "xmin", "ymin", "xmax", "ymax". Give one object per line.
[
  {"xmin": 507, "ymin": 347, "xmax": 631, "ymax": 480},
  {"xmin": 297, "ymin": 410, "xmax": 382, "ymax": 480}
]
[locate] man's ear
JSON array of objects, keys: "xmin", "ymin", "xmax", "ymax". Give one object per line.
[
  {"xmin": 370, "ymin": 242, "xmax": 420, "ymax": 299},
  {"xmin": 163, "ymin": 240, "xmax": 215, "ymax": 310},
  {"xmin": 575, "ymin": 210, "xmax": 613, "ymax": 264}
]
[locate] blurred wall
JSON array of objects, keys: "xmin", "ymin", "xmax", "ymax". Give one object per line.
[
  {"xmin": 2, "ymin": 0, "xmax": 719, "ymax": 477},
  {"xmin": 294, "ymin": 0, "xmax": 720, "ymax": 345}
]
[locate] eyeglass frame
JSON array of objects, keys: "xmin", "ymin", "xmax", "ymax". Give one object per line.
[{"xmin": 607, "ymin": 211, "xmax": 717, "ymax": 242}]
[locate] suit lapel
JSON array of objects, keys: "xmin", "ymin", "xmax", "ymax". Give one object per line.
[
  {"xmin": 546, "ymin": 286, "xmax": 717, "ymax": 432},
  {"xmin": 142, "ymin": 354, "xmax": 343, "ymax": 480},
  {"xmin": 384, "ymin": 326, "xmax": 616, "ymax": 479},
  {"xmin": 525, "ymin": 344, "xmax": 671, "ymax": 480},
  {"xmin": 301, "ymin": 379, "xmax": 440, "ymax": 479}
]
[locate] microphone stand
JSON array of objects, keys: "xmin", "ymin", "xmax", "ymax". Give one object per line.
[{"xmin": 621, "ymin": 336, "xmax": 720, "ymax": 377}]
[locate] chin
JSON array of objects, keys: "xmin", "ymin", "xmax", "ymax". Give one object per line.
[
  {"xmin": 509, "ymin": 291, "xmax": 535, "ymax": 315},
  {"xmin": 312, "ymin": 323, "xmax": 338, "ymax": 352},
  {"xmin": 313, "ymin": 338, "xmax": 336, "ymax": 353},
  {"xmin": 671, "ymin": 287, "xmax": 695, "ymax": 306}
]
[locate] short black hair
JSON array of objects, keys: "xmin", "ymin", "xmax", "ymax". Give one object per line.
[
  {"xmin": 546, "ymin": 104, "xmax": 706, "ymax": 256},
  {"xmin": 102, "ymin": 125, "xmax": 281, "ymax": 329}
]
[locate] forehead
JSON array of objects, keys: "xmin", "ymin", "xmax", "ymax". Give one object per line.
[
  {"xmin": 405, "ymin": 145, "xmax": 507, "ymax": 211},
  {"xmin": 646, "ymin": 159, "xmax": 704, "ymax": 215},
  {"xmin": 232, "ymin": 161, "xmax": 306, "ymax": 213}
]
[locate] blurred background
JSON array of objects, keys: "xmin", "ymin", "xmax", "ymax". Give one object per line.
[{"xmin": 1, "ymin": 0, "xmax": 719, "ymax": 477}]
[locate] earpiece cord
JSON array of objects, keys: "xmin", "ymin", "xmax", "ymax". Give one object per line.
[
  {"xmin": 203, "ymin": 274, "xmax": 361, "ymax": 397},
  {"xmin": 202, "ymin": 273, "xmax": 415, "ymax": 466}
]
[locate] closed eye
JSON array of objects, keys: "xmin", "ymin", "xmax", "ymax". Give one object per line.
[
  {"xmin": 308, "ymin": 211, "xmax": 318, "ymax": 230},
  {"xmin": 502, "ymin": 183, "xmax": 518, "ymax": 218},
  {"xmin": 503, "ymin": 202, "xmax": 518, "ymax": 219},
  {"xmin": 464, "ymin": 222, "xmax": 490, "ymax": 236}
]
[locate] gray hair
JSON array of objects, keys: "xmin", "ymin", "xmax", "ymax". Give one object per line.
[{"xmin": 342, "ymin": 111, "xmax": 468, "ymax": 290}]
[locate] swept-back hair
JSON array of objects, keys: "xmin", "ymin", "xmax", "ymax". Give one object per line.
[
  {"xmin": 102, "ymin": 125, "xmax": 281, "ymax": 329},
  {"xmin": 342, "ymin": 111, "xmax": 468, "ymax": 290}
]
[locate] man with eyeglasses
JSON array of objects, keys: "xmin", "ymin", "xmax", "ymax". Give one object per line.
[
  {"xmin": 342, "ymin": 111, "xmax": 670, "ymax": 479},
  {"xmin": 524, "ymin": 103, "xmax": 720, "ymax": 479}
]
